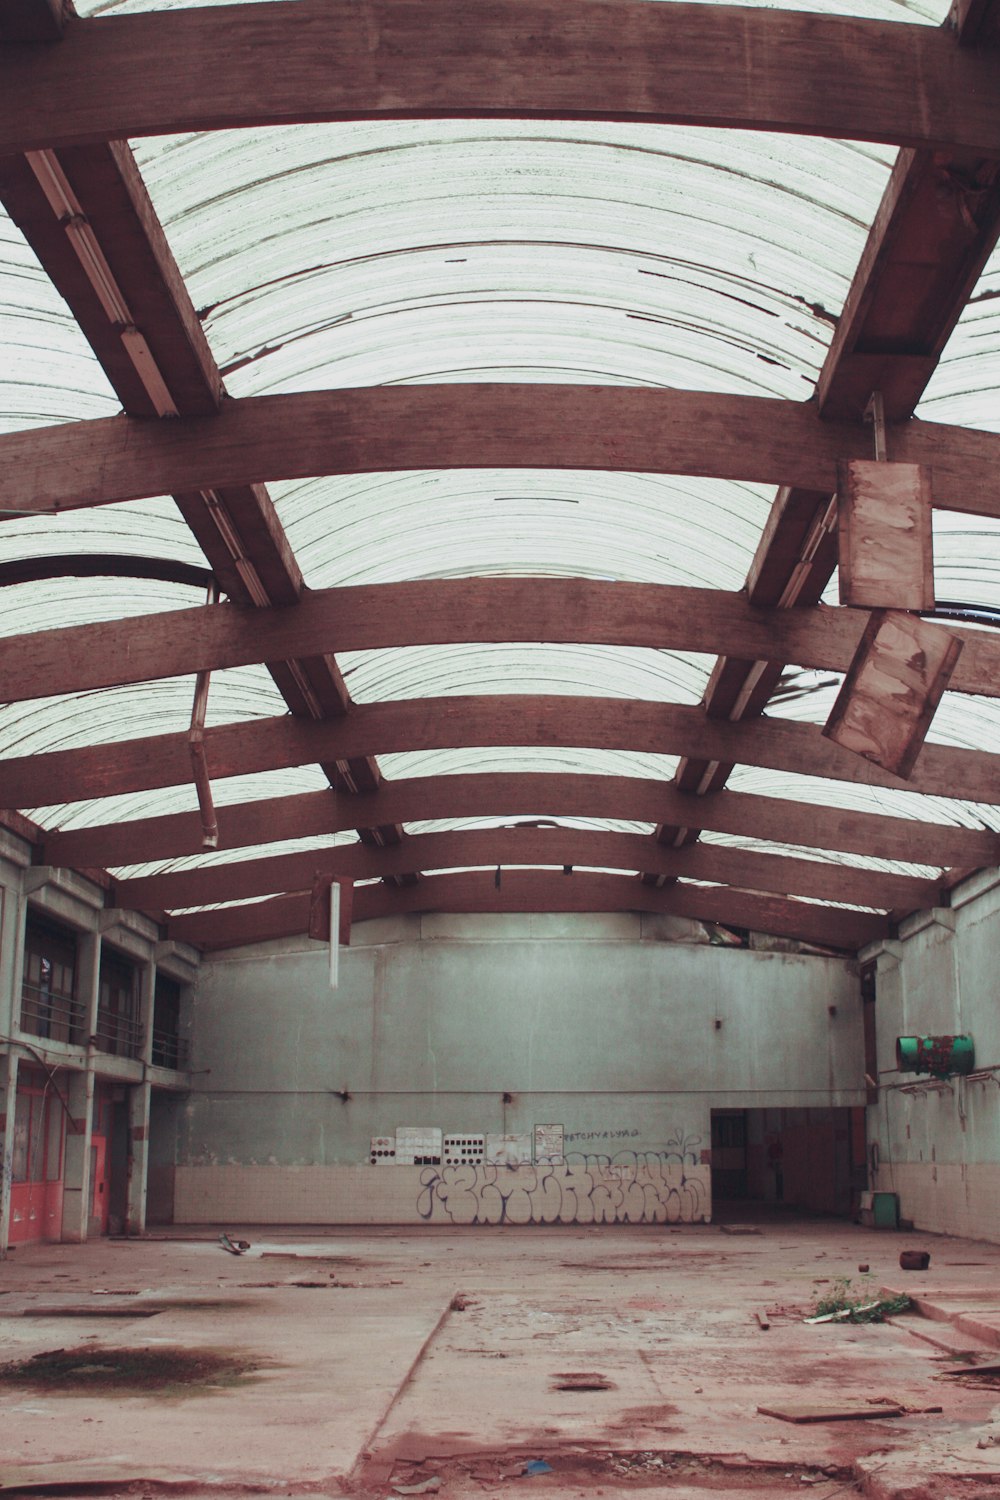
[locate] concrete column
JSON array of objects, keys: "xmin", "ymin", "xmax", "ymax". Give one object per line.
[
  {"xmin": 61, "ymin": 931, "xmax": 101, "ymax": 1243},
  {"xmin": 0, "ymin": 879, "xmax": 26, "ymax": 1039},
  {"xmin": 79, "ymin": 928, "xmax": 102, "ymax": 1043},
  {"xmin": 139, "ymin": 956, "xmax": 155, "ymax": 1067},
  {"xmin": 123, "ymin": 956, "xmax": 156, "ymax": 1236},
  {"xmin": 126, "ymin": 1080, "xmax": 152, "ymax": 1235},
  {"xmin": 60, "ymin": 1068, "xmax": 94, "ymax": 1243},
  {"xmin": 0, "ymin": 1050, "xmax": 19, "ymax": 1258}
]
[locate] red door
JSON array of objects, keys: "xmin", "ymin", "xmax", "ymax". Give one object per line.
[{"xmin": 8, "ymin": 1073, "xmax": 65, "ymax": 1246}]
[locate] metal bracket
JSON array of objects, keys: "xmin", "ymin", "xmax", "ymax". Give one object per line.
[{"xmin": 864, "ymin": 390, "xmax": 887, "ymax": 461}]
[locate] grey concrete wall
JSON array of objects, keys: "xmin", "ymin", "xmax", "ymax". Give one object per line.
[
  {"xmin": 865, "ymin": 870, "xmax": 1000, "ymax": 1243},
  {"xmin": 172, "ymin": 914, "xmax": 864, "ymax": 1224}
]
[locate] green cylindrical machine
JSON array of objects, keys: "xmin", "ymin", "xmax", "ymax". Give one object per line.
[{"xmin": 896, "ymin": 1034, "xmax": 975, "ymax": 1078}]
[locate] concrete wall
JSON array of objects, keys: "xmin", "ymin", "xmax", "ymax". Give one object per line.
[
  {"xmin": 865, "ymin": 870, "xmax": 1000, "ymax": 1244},
  {"xmin": 173, "ymin": 913, "xmax": 864, "ymax": 1225}
]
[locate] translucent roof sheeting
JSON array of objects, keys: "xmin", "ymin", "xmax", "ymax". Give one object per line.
[{"xmin": 2, "ymin": 0, "xmax": 1000, "ymax": 948}]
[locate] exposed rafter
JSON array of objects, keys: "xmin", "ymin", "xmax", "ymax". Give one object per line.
[
  {"xmin": 5, "ymin": 695, "xmax": 1000, "ymax": 809},
  {"xmin": 5, "ymin": 389, "xmax": 1000, "ymax": 520},
  {"xmin": 0, "ymin": 0, "xmax": 65, "ymax": 44},
  {"xmin": 655, "ymin": 0, "xmax": 1000, "ymax": 866},
  {"xmin": 112, "ymin": 826, "xmax": 939, "ymax": 917},
  {"xmin": 165, "ymin": 869, "xmax": 887, "ymax": 954},
  {"xmin": 0, "ymin": 133, "xmax": 402, "ymax": 844},
  {"xmin": 39, "ymin": 773, "xmax": 1000, "ymax": 875},
  {"xmin": 0, "ymin": 554, "xmax": 213, "ymax": 590},
  {"xmin": 5, "ymin": 578, "xmax": 1000, "ymax": 705},
  {"xmin": 2, "ymin": 2, "xmax": 999, "ymax": 156},
  {"xmin": 3, "ymin": 0, "xmax": 1000, "ymax": 950}
]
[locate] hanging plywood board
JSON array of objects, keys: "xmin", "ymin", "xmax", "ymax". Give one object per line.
[
  {"xmin": 823, "ymin": 609, "xmax": 963, "ymax": 779},
  {"xmin": 837, "ymin": 460, "xmax": 934, "ymax": 610}
]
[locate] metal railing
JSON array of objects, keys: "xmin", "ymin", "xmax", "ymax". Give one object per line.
[
  {"xmin": 19, "ymin": 982, "xmax": 86, "ymax": 1045},
  {"xmin": 93, "ymin": 1006, "xmax": 144, "ymax": 1060},
  {"xmin": 150, "ymin": 1028, "xmax": 189, "ymax": 1071}
]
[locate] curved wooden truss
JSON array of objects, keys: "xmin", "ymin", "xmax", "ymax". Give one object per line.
[
  {"xmin": 5, "ymin": 390, "xmax": 1000, "ymax": 519},
  {"xmin": 39, "ymin": 774, "xmax": 1000, "ymax": 875},
  {"xmin": 6, "ymin": 579, "xmax": 1000, "ymax": 703},
  {"xmin": 2, "ymin": 1, "xmax": 999, "ymax": 155},
  {"xmin": 166, "ymin": 870, "xmax": 889, "ymax": 955},
  {"xmin": 2, "ymin": 0, "xmax": 1000, "ymax": 953}
]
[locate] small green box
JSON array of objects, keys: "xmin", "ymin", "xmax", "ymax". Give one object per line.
[{"xmin": 872, "ymin": 1191, "xmax": 899, "ymax": 1229}]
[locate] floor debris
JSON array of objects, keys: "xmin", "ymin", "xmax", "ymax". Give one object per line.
[
  {"xmin": 757, "ymin": 1400, "xmax": 904, "ymax": 1423},
  {"xmin": 551, "ymin": 1372, "xmax": 614, "ymax": 1391},
  {"xmin": 2, "ymin": 1220, "xmax": 998, "ymax": 1499}
]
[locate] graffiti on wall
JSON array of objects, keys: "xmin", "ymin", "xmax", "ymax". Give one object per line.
[{"xmin": 416, "ymin": 1142, "xmax": 708, "ymax": 1225}]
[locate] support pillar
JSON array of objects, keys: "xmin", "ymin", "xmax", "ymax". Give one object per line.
[
  {"xmin": 126, "ymin": 1080, "xmax": 151, "ymax": 1236},
  {"xmin": 61, "ymin": 930, "xmax": 100, "ymax": 1243},
  {"xmin": 0, "ymin": 1051, "xmax": 19, "ymax": 1258},
  {"xmin": 60, "ymin": 1068, "xmax": 94, "ymax": 1244},
  {"xmin": 126, "ymin": 955, "xmax": 155, "ymax": 1236}
]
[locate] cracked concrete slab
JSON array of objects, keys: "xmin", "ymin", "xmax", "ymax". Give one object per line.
[{"xmin": 0, "ymin": 1218, "xmax": 997, "ymax": 1499}]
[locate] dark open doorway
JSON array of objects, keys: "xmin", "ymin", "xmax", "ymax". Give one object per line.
[{"xmin": 712, "ymin": 1107, "xmax": 866, "ymax": 1219}]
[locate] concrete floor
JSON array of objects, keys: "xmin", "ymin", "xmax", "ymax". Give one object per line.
[{"xmin": 0, "ymin": 1216, "xmax": 998, "ymax": 1500}]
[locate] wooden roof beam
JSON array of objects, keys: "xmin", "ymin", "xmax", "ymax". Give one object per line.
[
  {"xmin": 2, "ymin": 2, "xmax": 999, "ymax": 155},
  {"xmin": 39, "ymin": 773, "xmax": 1000, "ymax": 875},
  {"xmin": 113, "ymin": 825, "xmax": 940, "ymax": 917},
  {"xmin": 0, "ymin": 553, "xmax": 213, "ymax": 590},
  {"xmin": 4, "ymin": 695, "xmax": 1000, "ymax": 808},
  {"xmin": 0, "ymin": 0, "xmax": 68, "ymax": 44},
  {"xmin": 166, "ymin": 870, "xmax": 887, "ymax": 955},
  {"xmin": 5, "ymin": 577, "xmax": 1000, "ymax": 705},
  {"xmin": 5, "ymin": 389, "xmax": 1000, "ymax": 520},
  {"xmin": 950, "ymin": 0, "xmax": 1000, "ymax": 48},
  {"xmin": 0, "ymin": 137, "xmax": 388, "ymax": 812},
  {"xmin": 660, "ymin": 0, "xmax": 1000, "ymax": 847},
  {"xmin": 817, "ymin": 148, "xmax": 1000, "ymax": 423}
]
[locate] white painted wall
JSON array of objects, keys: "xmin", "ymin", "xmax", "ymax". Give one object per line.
[
  {"xmin": 865, "ymin": 870, "xmax": 1000, "ymax": 1243},
  {"xmin": 172, "ymin": 913, "xmax": 864, "ymax": 1225}
]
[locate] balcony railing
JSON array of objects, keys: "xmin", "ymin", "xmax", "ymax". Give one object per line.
[
  {"xmin": 19, "ymin": 983, "xmax": 86, "ymax": 1045},
  {"xmin": 150, "ymin": 1028, "xmax": 189, "ymax": 1071},
  {"xmin": 93, "ymin": 1006, "xmax": 144, "ymax": 1060}
]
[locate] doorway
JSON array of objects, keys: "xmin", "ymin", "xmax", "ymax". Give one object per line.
[
  {"xmin": 90, "ymin": 1083, "xmax": 131, "ymax": 1237},
  {"xmin": 712, "ymin": 1106, "xmax": 866, "ymax": 1218}
]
